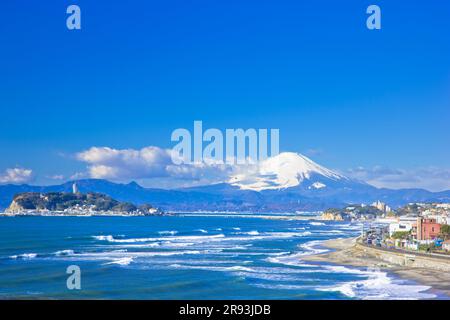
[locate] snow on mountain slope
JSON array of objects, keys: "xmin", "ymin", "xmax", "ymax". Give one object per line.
[
  {"xmin": 309, "ymin": 182, "xmax": 327, "ymax": 189},
  {"xmin": 229, "ymin": 152, "xmax": 347, "ymax": 191}
]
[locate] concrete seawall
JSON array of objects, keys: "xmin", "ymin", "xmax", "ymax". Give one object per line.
[{"xmin": 355, "ymin": 243, "xmax": 450, "ymax": 272}]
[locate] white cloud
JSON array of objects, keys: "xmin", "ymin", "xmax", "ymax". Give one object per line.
[
  {"xmin": 0, "ymin": 168, "xmax": 34, "ymax": 184},
  {"xmin": 76, "ymin": 146, "xmax": 172, "ymax": 180},
  {"xmin": 76, "ymin": 146, "xmax": 234, "ymax": 186},
  {"xmin": 344, "ymin": 166, "xmax": 450, "ymax": 192}
]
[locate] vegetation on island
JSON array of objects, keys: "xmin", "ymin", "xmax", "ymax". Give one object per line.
[{"xmin": 6, "ymin": 192, "xmax": 162, "ymax": 215}]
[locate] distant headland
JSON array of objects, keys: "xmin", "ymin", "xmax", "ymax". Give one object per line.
[{"xmin": 4, "ymin": 183, "xmax": 164, "ymax": 216}]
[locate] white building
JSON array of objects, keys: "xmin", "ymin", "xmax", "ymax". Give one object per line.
[
  {"xmin": 371, "ymin": 200, "xmax": 392, "ymax": 213},
  {"xmin": 422, "ymin": 213, "xmax": 448, "ymax": 225},
  {"xmin": 72, "ymin": 183, "xmax": 79, "ymax": 194},
  {"xmin": 389, "ymin": 219, "xmax": 415, "ymax": 236},
  {"xmin": 389, "ymin": 223, "xmax": 412, "ymax": 236},
  {"xmin": 399, "ymin": 216, "xmax": 419, "ymax": 224}
]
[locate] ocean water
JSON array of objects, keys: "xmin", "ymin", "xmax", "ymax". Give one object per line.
[{"xmin": 0, "ymin": 213, "xmax": 439, "ymax": 299}]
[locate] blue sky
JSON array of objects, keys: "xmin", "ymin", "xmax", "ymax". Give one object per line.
[{"xmin": 0, "ymin": 1, "xmax": 449, "ymax": 190}]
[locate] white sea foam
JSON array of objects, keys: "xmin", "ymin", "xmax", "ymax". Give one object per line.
[
  {"xmin": 300, "ymin": 240, "xmax": 329, "ymax": 254},
  {"xmin": 168, "ymin": 264, "xmax": 255, "ymax": 273},
  {"xmin": 50, "ymin": 248, "xmax": 210, "ymax": 266},
  {"xmin": 266, "ymin": 240, "xmax": 328, "ymax": 267},
  {"xmin": 93, "ymin": 234, "xmax": 226, "ymax": 244},
  {"xmin": 104, "ymin": 257, "xmax": 134, "ymax": 266},
  {"xmin": 253, "ymin": 283, "xmax": 315, "ymax": 290},
  {"xmin": 91, "ymin": 231, "xmax": 309, "ymax": 249},
  {"xmin": 93, "ymin": 235, "xmax": 115, "ymax": 242},
  {"xmin": 137, "ymin": 258, "xmax": 247, "ymax": 269},
  {"xmin": 163, "ymin": 241, "xmax": 195, "ymax": 248},
  {"xmin": 233, "ymin": 230, "xmax": 260, "ymax": 235},
  {"xmin": 233, "ymin": 271, "xmax": 300, "ymax": 282},
  {"xmin": 54, "ymin": 250, "xmax": 75, "ymax": 256},
  {"xmin": 317, "ymin": 266, "xmax": 436, "ymax": 300},
  {"xmin": 203, "ymin": 231, "xmax": 311, "ymax": 243},
  {"xmin": 89, "ymin": 250, "xmax": 202, "ymax": 258},
  {"xmin": 309, "ymin": 222, "xmax": 325, "ymax": 226},
  {"xmin": 266, "ymin": 252, "xmax": 322, "ymax": 268},
  {"xmin": 158, "ymin": 230, "xmax": 178, "ymax": 235},
  {"xmin": 10, "ymin": 253, "xmax": 37, "ymax": 259},
  {"xmin": 118, "ymin": 242, "xmax": 162, "ymax": 248},
  {"xmin": 195, "ymin": 229, "xmax": 208, "ymax": 233}
]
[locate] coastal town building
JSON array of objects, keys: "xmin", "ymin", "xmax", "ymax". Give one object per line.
[
  {"xmin": 414, "ymin": 203, "xmax": 450, "ymax": 224},
  {"xmin": 389, "ymin": 221, "xmax": 414, "ymax": 236},
  {"xmin": 360, "ymin": 203, "xmax": 450, "ymax": 254},
  {"xmin": 72, "ymin": 183, "xmax": 79, "ymax": 194},
  {"xmin": 421, "ymin": 212, "xmax": 449, "ymax": 225},
  {"xmin": 393, "ymin": 239, "xmax": 419, "ymax": 251},
  {"xmin": 371, "ymin": 200, "xmax": 392, "ymax": 213},
  {"xmin": 443, "ymin": 240, "xmax": 450, "ymax": 252},
  {"xmin": 416, "ymin": 217, "xmax": 441, "ymax": 241}
]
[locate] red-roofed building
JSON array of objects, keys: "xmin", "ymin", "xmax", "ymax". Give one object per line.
[{"xmin": 416, "ymin": 218, "xmax": 441, "ymax": 240}]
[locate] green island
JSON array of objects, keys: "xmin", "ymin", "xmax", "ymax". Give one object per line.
[{"xmin": 4, "ymin": 191, "xmax": 163, "ymax": 216}]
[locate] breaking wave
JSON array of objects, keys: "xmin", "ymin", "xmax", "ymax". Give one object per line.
[
  {"xmin": 317, "ymin": 265, "xmax": 436, "ymax": 300},
  {"xmin": 10, "ymin": 253, "xmax": 37, "ymax": 260}
]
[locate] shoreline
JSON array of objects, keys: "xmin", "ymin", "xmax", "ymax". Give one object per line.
[{"xmin": 303, "ymin": 237, "xmax": 450, "ymax": 298}]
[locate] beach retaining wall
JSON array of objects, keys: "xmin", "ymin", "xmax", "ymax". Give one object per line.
[{"xmin": 355, "ymin": 243, "xmax": 450, "ymax": 272}]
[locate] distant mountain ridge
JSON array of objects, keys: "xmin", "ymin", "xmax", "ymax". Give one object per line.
[
  {"xmin": 1, "ymin": 153, "xmax": 449, "ymax": 212},
  {"xmin": 1, "ymin": 178, "xmax": 449, "ymax": 212}
]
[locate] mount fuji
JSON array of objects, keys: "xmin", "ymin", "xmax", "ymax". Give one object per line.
[
  {"xmin": 178, "ymin": 152, "xmax": 450, "ymax": 211},
  {"xmin": 1, "ymin": 153, "xmax": 450, "ymax": 212},
  {"xmin": 228, "ymin": 152, "xmax": 351, "ymax": 191}
]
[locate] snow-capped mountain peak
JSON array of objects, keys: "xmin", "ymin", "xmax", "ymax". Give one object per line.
[{"xmin": 229, "ymin": 152, "xmax": 347, "ymax": 191}]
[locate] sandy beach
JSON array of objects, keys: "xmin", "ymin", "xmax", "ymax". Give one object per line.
[{"xmin": 303, "ymin": 237, "xmax": 450, "ymax": 298}]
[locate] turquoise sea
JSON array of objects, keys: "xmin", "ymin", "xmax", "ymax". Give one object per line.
[{"xmin": 0, "ymin": 213, "xmax": 441, "ymax": 299}]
